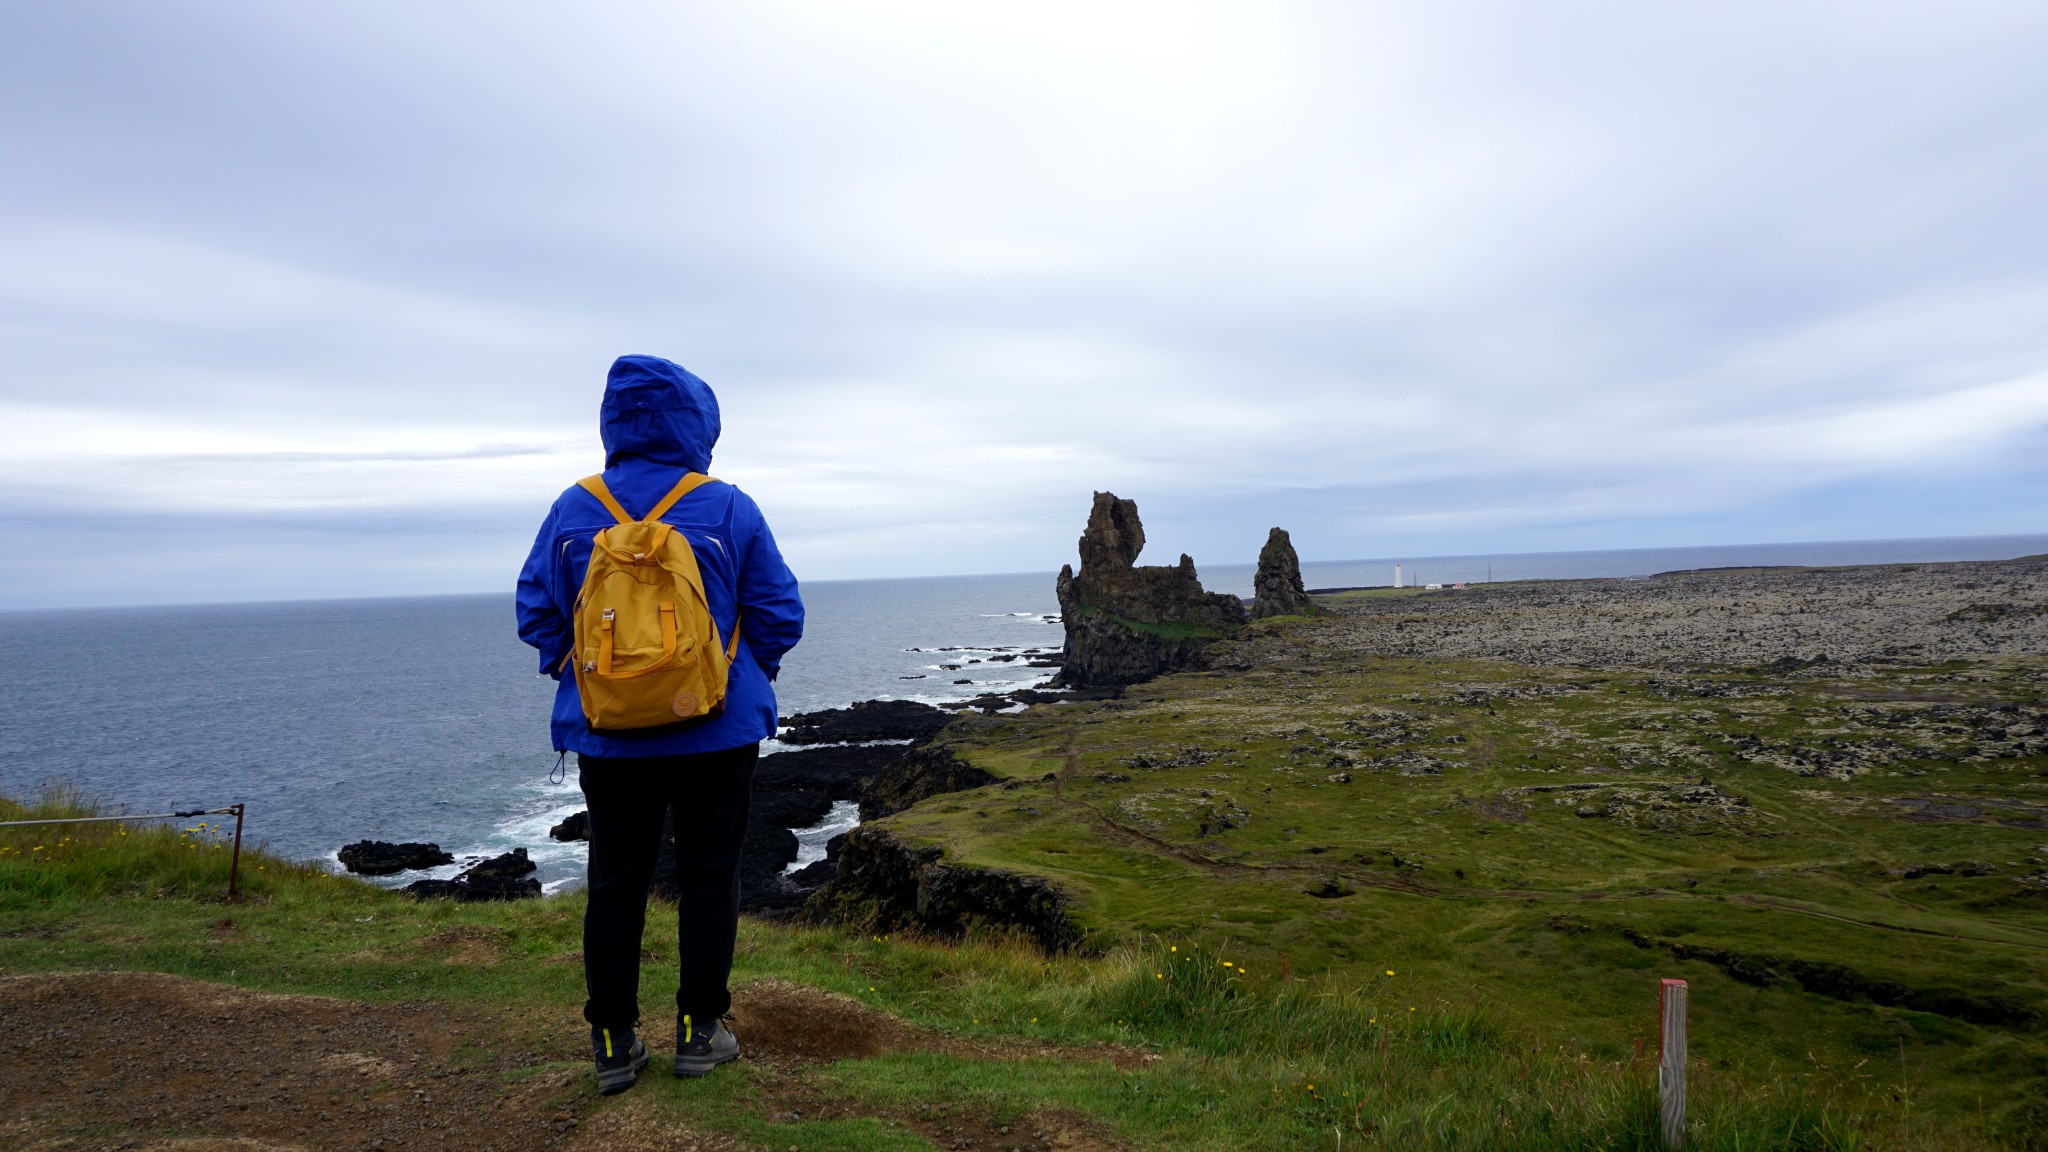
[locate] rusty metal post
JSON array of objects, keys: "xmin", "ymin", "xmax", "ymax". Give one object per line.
[{"xmin": 227, "ymin": 803, "xmax": 245, "ymax": 899}]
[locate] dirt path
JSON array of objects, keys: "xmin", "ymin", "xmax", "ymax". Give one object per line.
[
  {"xmin": 0, "ymin": 972, "xmax": 576, "ymax": 1152},
  {"xmin": 0, "ymin": 973, "xmax": 1131, "ymax": 1152}
]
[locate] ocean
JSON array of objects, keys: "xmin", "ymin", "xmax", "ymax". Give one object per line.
[
  {"xmin": 2, "ymin": 533, "xmax": 2043, "ymax": 891},
  {"xmin": 0, "ymin": 573, "xmax": 1061, "ymax": 892}
]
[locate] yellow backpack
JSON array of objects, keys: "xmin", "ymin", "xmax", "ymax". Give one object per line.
[{"xmin": 569, "ymin": 472, "xmax": 739, "ymax": 734}]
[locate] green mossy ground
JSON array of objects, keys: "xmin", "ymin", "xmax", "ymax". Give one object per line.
[
  {"xmin": 5, "ymin": 785, "xmax": 1895, "ymax": 1149},
  {"xmin": 8, "ymin": 568, "xmax": 2044, "ymax": 1148},
  {"xmin": 878, "ymin": 619, "xmax": 2048, "ymax": 1147}
]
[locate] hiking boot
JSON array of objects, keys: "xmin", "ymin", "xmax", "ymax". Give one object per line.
[
  {"xmin": 591, "ymin": 1025, "xmax": 650, "ymax": 1095},
  {"xmin": 672, "ymin": 1013, "xmax": 739, "ymax": 1077}
]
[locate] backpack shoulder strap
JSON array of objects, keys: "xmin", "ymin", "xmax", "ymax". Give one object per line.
[
  {"xmin": 645, "ymin": 472, "xmax": 717, "ymax": 523},
  {"xmin": 575, "ymin": 475, "xmax": 634, "ymax": 525}
]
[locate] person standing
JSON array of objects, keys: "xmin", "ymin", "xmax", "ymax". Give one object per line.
[{"xmin": 516, "ymin": 354, "xmax": 803, "ymax": 1095}]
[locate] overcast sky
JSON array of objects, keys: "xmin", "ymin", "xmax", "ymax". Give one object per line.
[{"xmin": 3, "ymin": 2, "xmax": 2046, "ymax": 608}]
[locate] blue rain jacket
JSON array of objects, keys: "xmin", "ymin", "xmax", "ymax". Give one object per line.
[{"xmin": 516, "ymin": 355, "xmax": 804, "ymax": 756}]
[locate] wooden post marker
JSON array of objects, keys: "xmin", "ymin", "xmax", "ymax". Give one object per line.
[
  {"xmin": 1659, "ymin": 978, "xmax": 1688, "ymax": 1150},
  {"xmin": 226, "ymin": 803, "xmax": 246, "ymax": 899}
]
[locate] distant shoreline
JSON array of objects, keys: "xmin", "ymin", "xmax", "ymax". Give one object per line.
[{"xmin": 3, "ymin": 531, "xmax": 2045, "ymax": 615}]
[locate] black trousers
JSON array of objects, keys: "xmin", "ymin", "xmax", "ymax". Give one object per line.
[{"xmin": 576, "ymin": 743, "xmax": 757, "ymax": 1032}]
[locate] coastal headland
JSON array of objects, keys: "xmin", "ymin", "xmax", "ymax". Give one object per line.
[
  {"xmin": 798, "ymin": 524, "xmax": 2048, "ymax": 1141},
  {"xmin": 4, "ymin": 531, "xmax": 2045, "ymax": 1148}
]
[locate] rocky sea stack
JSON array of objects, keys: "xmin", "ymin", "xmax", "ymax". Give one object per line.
[
  {"xmin": 1251, "ymin": 526, "xmax": 1320, "ymax": 619},
  {"xmin": 1053, "ymin": 492, "xmax": 1247, "ymax": 687}
]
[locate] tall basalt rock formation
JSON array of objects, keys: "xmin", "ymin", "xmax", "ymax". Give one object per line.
[
  {"xmin": 1054, "ymin": 492, "xmax": 1246, "ymax": 687},
  {"xmin": 1252, "ymin": 527, "xmax": 1320, "ymax": 619}
]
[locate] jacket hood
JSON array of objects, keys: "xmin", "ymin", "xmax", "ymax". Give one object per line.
[{"xmin": 600, "ymin": 355, "xmax": 721, "ymax": 471}]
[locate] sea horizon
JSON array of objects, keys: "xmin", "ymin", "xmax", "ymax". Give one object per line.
[{"xmin": 3, "ymin": 529, "xmax": 2043, "ymax": 615}]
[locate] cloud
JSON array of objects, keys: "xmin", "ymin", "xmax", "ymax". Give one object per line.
[{"xmin": 1, "ymin": 1, "xmax": 2046, "ymax": 606}]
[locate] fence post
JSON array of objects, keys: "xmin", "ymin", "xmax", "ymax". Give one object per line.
[
  {"xmin": 227, "ymin": 804, "xmax": 245, "ymax": 899},
  {"xmin": 1659, "ymin": 978, "xmax": 1688, "ymax": 1150}
]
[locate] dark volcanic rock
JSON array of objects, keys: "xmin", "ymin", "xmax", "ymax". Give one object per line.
[
  {"xmin": 649, "ymin": 811, "xmax": 809, "ymax": 916},
  {"xmin": 939, "ymin": 685, "xmax": 1126, "ymax": 714},
  {"xmin": 337, "ymin": 840, "xmax": 454, "ymax": 876},
  {"xmin": 755, "ymin": 743, "xmax": 915, "ymax": 801},
  {"xmin": 789, "ymin": 857, "xmax": 836, "ymax": 888},
  {"xmin": 1252, "ymin": 527, "xmax": 1320, "ymax": 619},
  {"xmin": 751, "ymin": 788, "xmax": 834, "ymax": 830},
  {"xmin": 734, "ymin": 816, "xmax": 810, "ymax": 915},
  {"xmin": 1053, "ymin": 492, "xmax": 1246, "ymax": 687},
  {"xmin": 404, "ymin": 875, "xmax": 540, "ymax": 901},
  {"xmin": 741, "ymin": 819, "xmax": 801, "ymax": 886},
  {"xmin": 787, "ymin": 832, "xmax": 850, "ymax": 889},
  {"xmin": 779, "ymin": 699, "xmax": 954, "ymax": 745},
  {"xmin": 800, "ymin": 826, "xmax": 1085, "ymax": 953},
  {"xmin": 460, "ymin": 848, "xmax": 536, "ymax": 881},
  {"xmin": 860, "ymin": 746, "xmax": 1001, "ymax": 821},
  {"xmin": 548, "ymin": 812, "xmax": 590, "ymax": 842}
]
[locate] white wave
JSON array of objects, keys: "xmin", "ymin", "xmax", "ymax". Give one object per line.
[
  {"xmin": 768, "ymin": 736, "xmax": 915, "ymax": 752},
  {"xmin": 784, "ymin": 801, "xmax": 860, "ymax": 873}
]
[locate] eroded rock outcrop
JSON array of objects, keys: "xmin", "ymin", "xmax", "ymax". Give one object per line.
[
  {"xmin": 1053, "ymin": 492, "xmax": 1246, "ymax": 687},
  {"xmin": 1252, "ymin": 527, "xmax": 1319, "ymax": 619},
  {"xmin": 798, "ymin": 826, "xmax": 1085, "ymax": 953},
  {"xmin": 404, "ymin": 874, "xmax": 541, "ymax": 901},
  {"xmin": 858, "ymin": 746, "xmax": 1000, "ymax": 821},
  {"xmin": 404, "ymin": 849, "xmax": 540, "ymax": 901},
  {"xmin": 460, "ymin": 847, "xmax": 536, "ymax": 881}
]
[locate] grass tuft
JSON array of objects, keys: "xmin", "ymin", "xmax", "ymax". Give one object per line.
[{"xmin": 0, "ymin": 785, "xmax": 322, "ymax": 902}]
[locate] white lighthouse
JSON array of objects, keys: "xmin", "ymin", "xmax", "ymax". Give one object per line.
[{"xmin": 1394, "ymin": 563, "xmax": 1403, "ymax": 589}]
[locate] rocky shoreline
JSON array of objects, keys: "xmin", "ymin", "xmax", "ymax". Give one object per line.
[
  {"xmin": 791, "ymin": 550, "xmax": 2048, "ymax": 950},
  {"xmin": 339, "ymin": 535, "xmax": 2047, "ymax": 942},
  {"xmin": 333, "ymin": 693, "xmax": 1090, "ymax": 915},
  {"xmin": 1286, "ymin": 553, "xmax": 2048, "ymax": 671}
]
